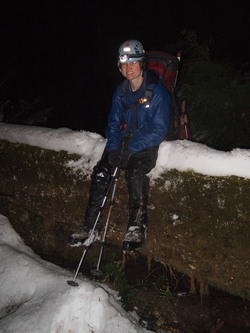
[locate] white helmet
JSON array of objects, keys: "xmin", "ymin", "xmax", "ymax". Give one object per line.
[{"xmin": 118, "ymin": 40, "xmax": 145, "ymax": 64}]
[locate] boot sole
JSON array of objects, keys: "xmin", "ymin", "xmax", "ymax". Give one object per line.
[
  {"xmin": 68, "ymin": 236, "xmax": 89, "ymax": 247},
  {"xmin": 122, "ymin": 241, "xmax": 144, "ymax": 252}
]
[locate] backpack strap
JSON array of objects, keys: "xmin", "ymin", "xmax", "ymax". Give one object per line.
[
  {"xmin": 119, "ymin": 69, "xmax": 159, "ymax": 131},
  {"xmin": 120, "ymin": 82, "xmax": 155, "ymax": 111}
]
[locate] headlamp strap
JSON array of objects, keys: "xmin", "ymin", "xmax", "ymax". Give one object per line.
[{"xmin": 119, "ymin": 53, "xmax": 145, "ymax": 63}]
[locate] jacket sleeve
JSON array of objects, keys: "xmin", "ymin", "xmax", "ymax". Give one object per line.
[
  {"xmin": 104, "ymin": 86, "xmax": 123, "ymax": 151},
  {"xmin": 128, "ymin": 83, "xmax": 170, "ymax": 153}
]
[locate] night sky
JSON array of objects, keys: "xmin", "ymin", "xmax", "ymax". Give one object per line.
[{"xmin": 0, "ymin": 0, "xmax": 249, "ymax": 133}]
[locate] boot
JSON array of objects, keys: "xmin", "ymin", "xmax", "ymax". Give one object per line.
[
  {"xmin": 68, "ymin": 225, "xmax": 99, "ymax": 247},
  {"xmin": 122, "ymin": 225, "xmax": 147, "ymax": 252}
]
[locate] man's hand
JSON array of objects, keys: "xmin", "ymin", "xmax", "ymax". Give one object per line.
[
  {"xmin": 120, "ymin": 149, "xmax": 133, "ymax": 169},
  {"xmin": 107, "ymin": 149, "xmax": 133, "ymax": 169},
  {"xmin": 107, "ymin": 150, "xmax": 119, "ymax": 167}
]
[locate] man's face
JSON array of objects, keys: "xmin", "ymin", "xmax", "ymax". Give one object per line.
[{"xmin": 120, "ymin": 61, "xmax": 142, "ymax": 81}]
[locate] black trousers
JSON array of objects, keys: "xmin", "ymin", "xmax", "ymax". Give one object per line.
[{"xmin": 84, "ymin": 145, "xmax": 159, "ymax": 231}]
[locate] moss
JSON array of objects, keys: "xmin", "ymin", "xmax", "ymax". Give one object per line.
[
  {"xmin": 144, "ymin": 170, "xmax": 250, "ymax": 299},
  {"xmin": 0, "ymin": 139, "xmax": 250, "ymax": 301}
]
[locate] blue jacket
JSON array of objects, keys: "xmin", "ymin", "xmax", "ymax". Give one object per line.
[{"xmin": 105, "ymin": 70, "xmax": 170, "ymax": 153}]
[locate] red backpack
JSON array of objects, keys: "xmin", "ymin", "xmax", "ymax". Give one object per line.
[
  {"xmin": 146, "ymin": 51, "xmax": 179, "ymax": 93},
  {"xmin": 146, "ymin": 51, "xmax": 191, "ymax": 140}
]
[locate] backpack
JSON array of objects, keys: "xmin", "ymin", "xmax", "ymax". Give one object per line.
[
  {"xmin": 146, "ymin": 51, "xmax": 191, "ymax": 140},
  {"xmin": 146, "ymin": 51, "xmax": 179, "ymax": 93}
]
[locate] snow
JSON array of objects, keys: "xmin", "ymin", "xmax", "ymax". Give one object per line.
[
  {"xmin": 0, "ymin": 123, "xmax": 249, "ymax": 332},
  {"xmin": 0, "ymin": 123, "xmax": 250, "ymax": 179},
  {"xmin": 0, "ymin": 214, "xmax": 153, "ymax": 333}
]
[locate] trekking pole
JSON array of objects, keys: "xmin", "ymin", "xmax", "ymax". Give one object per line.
[
  {"xmin": 172, "ymin": 51, "xmax": 181, "ymax": 92},
  {"xmin": 91, "ymin": 166, "xmax": 121, "ymax": 278},
  {"xmin": 67, "ymin": 133, "xmax": 131, "ymax": 286},
  {"xmin": 166, "ymin": 51, "xmax": 182, "ymax": 141},
  {"xmin": 90, "ymin": 134, "xmax": 132, "ymax": 278},
  {"xmin": 179, "ymin": 100, "xmax": 191, "ymax": 140},
  {"xmin": 67, "ymin": 167, "xmax": 119, "ymax": 287},
  {"xmin": 182, "ymin": 100, "xmax": 189, "ymax": 139}
]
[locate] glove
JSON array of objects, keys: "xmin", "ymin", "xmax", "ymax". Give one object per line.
[
  {"xmin": 119, "ymin": 149, "xmax": 133, "ymax": 170},
  {"xmin": 107, "ymin": 149, "xmax": 133, "ymax": 169},
  {"xmin": 107, "ymin": 150, "xmax": 119, "ymax": 167}
]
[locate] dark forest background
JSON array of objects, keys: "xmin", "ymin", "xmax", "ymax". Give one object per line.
[{"xmin": 0, "ymin": 0, "xmax": 249, "ymax": 151}]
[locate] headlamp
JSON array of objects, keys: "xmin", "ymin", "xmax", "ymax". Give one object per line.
[
  {"xmin": 119, "ymin": 54, "xmax": 129, "ymax": 63},
  {"xmin": 118, "ymin": 53, "xmax": 145, "ymax": 64}
]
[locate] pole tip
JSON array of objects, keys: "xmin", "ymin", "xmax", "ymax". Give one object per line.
[{"xmin": 67, "ymin": 280, "xmax": 79, "ymax": 287}]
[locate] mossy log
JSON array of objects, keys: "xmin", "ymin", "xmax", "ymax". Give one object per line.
[{"xmin": 0, "ymin": 139, "xmax": 249, "ymax": 300}]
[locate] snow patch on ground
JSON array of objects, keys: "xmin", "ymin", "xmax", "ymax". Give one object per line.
[{"xmin": 0, "ymin": 214, "xmax": 153, "ymax": 333}]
